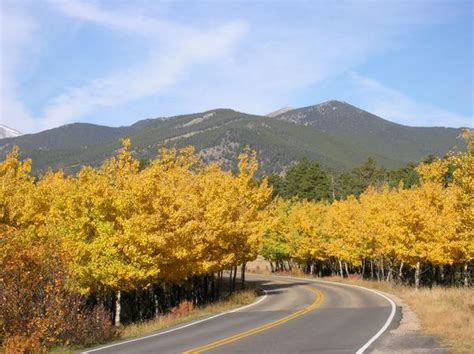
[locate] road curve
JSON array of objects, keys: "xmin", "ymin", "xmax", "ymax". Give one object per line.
[{"xmin": 82, "ymin": 274, "xmax": 397, "ymax": 354}]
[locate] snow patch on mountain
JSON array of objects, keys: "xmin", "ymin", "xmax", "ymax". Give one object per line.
[
  {"xmin": 266, "ymin": 107, "xmax": 293, "ymax": 118},
  {"xmin": 0, "ymin": 125, "xmax": 23, "ymax": 139}
]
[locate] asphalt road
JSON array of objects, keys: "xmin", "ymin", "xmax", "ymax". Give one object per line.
[{"xmin": 82, "ymin": 274, "xmax": 397, "ymax": 354}]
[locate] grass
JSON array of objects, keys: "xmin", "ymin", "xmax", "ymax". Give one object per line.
[{"xmin": 249, "ymin": 266, "xmax": 473, "ymax": 354}]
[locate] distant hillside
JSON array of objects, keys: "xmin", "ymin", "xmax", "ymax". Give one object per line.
[
  {"xmin": 0, "ymin": 125, "xmax": 23, "ymax": 139},
  {"xmin": 0, "ymin": 101, "xmax": 465, "ymax": 173},
  {"xmin": 273, "ymin": 101, "xmax": 463, "ymax": 163}
]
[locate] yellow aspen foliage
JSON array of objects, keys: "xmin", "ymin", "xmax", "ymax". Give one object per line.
[
  {"xmin": 0, "ymin": 146, "xmax": 35, "ymax": 228},
  {"xmin": 447, "ymin": 130, "xmax": 474, "ymax": 263},
  {"xmin": 286, "ymin": 200, "xmax": 328, "ymax": 263},
  {"xmin": 261, "ymin": 198, "xmax": 293, "ymax": 263},
  {"xmin": 324, "ymin": 196, "xmax": 364, "ymax": 266}
]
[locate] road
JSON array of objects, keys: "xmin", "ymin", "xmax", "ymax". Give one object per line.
[{"xmin": 83, "ymin": 274, "xmax": 398, "ymax": 354}]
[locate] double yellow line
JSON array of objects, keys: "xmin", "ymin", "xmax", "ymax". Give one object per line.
[{"xmin": 182, "ymin": 285, "xmax": 325, "ymax": 354}]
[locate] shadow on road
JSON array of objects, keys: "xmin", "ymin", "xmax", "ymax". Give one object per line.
[{"xmin": 242, "ymin": 277, "xmax": 310, "ymax": 296}]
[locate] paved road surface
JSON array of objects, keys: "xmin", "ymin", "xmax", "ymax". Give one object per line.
[{"xmin": 82, "ymin": 274, "xmax": 398, "ymax": 354}]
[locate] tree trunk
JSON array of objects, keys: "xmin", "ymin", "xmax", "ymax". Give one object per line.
[
  {"xmin": 229, "ymin": 267, "xmax": 234, "ymax": 293},
  {"xmin": 241, "ymin": 262, "xmax": 246, "ymax": 290},
  {"xmin": 339, "ymin": 259, "xmax": 344, "ymax": 277},
  {"xmin": 115, "ymin": 290, "xmax": 121, "ymax": 327},
  {"xmin": 216, "ymin": 272, "xmax": 222, "ymax": 298},
  {"xmin": 344, "ymin": 262, "xmax": 350, "ymax": 277},
  {"xmin": 386, "ymin": 264, "xmax": 393, "ymax": 282},
  {"xmin": 370, "ymin": 259, "xmax": 374, "ymax": 280},
  {"xmin": 380, "ymin": 258, "xmax": 385, "ymax": 280},
  {"xmin": 415, "ymin": 261, "xmax": 421, "ymax": 289},
  {"xmin": 154, "ymin": 286, "xmax": 161, "ymax": 317},
  {"xmin": 439, "ymin": 265, "xmax": 445, "ymax": 285},
  {"xmin": 398, "ymin": 262, "xmax": 404, "ymax": 281},
  {"xmin": 361, "ymin": 258, "xmax": 366, "ymax": 279},
  {"xmin": 232, "ymin": 265, "xmax": 238, "ymax": 292},
  {"xmin": 464, "ymin": 263, "xmax": 470, "ymax": 287}
]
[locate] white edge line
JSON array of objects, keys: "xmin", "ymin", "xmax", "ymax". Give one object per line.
[
  {"xmin": 81, "ymin": 289, "xmax": 268, "ymax": 353},
  {"xmin": 253, "ymin": 274, "xmax": 396, "ymax": 354}
]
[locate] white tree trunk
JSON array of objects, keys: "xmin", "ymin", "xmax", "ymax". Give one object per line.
[
  {"xmin": 415, "ymin": 262, "xmax": 421, "ymax": 289},
  {"xmin": 398, "ymin": 262, "xmax": 404, "ymax": 280},
  {"xmin": 115, "ymin": 290, "xmax": 121, "ymax": 327},
  {"xmin": 464, "ymin": 263, "xmax": 470, "ymax": 287}
]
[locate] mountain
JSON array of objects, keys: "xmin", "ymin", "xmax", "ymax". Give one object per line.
[
  {"xmin": 273, "ymin": 100, "xmax": 463, "ymax": 163},
  {"xmin": 0, "ymin": 101, "xmax": 465, "ymax": 174},
  {"xmin": 0, "ymin": 125, "xmax": 23, "ymax": 139}
]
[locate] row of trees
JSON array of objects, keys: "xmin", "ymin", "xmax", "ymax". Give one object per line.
[
  {"xmin": 262, "ymin": 131, "xmax": 473, "ymax": 287},
  {"xmin": 0, "ymin": 140, "xmax": 272, "ymax": 350}
]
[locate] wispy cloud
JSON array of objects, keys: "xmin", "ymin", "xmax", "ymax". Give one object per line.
[
  {"xmin": 0, "ymin": 5, "xmax": 37, "ymax": 132},
  {"xmin": 1, "ymin": 0, "xmax": 247, "ymax": 132},
  {"xmin": 348, "ymin": 72, "xmax": 472, "ymax": 128}
]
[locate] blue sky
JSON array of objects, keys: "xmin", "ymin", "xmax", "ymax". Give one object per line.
[{"xmin": 0, "ymin": 0, "xmax": 472, "ymax": 133}]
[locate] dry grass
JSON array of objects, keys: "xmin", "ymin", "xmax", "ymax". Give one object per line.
[
  {"xmin": 268, "ymin": 272, "xmax": 473, "ymax": 354},
  {"xmin": 120, "ymin": 289, "xmax": 258, "ymax": 339}
]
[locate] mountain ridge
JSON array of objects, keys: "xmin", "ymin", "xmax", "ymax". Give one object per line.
[{"xmin": 0, "ymin": 101, "xmax": 465, "ymax": 173}]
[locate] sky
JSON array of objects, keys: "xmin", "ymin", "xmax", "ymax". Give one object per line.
[{"xmin": 0, "ymin": 0, "xmax": 472, "ymax": 134}]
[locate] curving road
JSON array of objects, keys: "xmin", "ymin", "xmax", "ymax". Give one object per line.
[{"xmin": 82, "ymin": 274, "xmax": 398, "ymax": 354}]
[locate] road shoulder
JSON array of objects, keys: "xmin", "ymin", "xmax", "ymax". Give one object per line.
[{"xmin": 369, "ymin": 289, "xmax": 447, "ymax": 353}]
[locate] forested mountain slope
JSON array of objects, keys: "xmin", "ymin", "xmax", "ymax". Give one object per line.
[{"xmin": 0, "ymin": 101, "xmax": 464, "ymax": 173}]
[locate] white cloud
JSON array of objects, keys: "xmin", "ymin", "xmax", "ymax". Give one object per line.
[
  {"xmin": 1, "ymin": 0, "xmax": 247, "ymax": 132},
  {"xmin": 349, "ymin": 72, "xmax": 472, "ymax": 128},
  {"xmin": 0, "ymin": 6, "xmax": 37, "ymax": 132}
]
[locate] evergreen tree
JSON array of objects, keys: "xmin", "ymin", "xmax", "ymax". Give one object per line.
[{"xmin": 281, "ymin": 159, "xmax": 331, "ymax": 201}]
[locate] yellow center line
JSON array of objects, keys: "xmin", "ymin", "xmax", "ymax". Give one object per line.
[{"xmin": 182, "ymin": 285, "xmax": 325, "ymax": 354}]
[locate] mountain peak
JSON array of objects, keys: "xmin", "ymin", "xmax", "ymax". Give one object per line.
[
  {"xmin": 0, "ymin": 124, "xmax": 23, "ymax": 139},
  {"xmin": 266, "ymin": 107, "xmax": 294, "ymax": 118}
]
